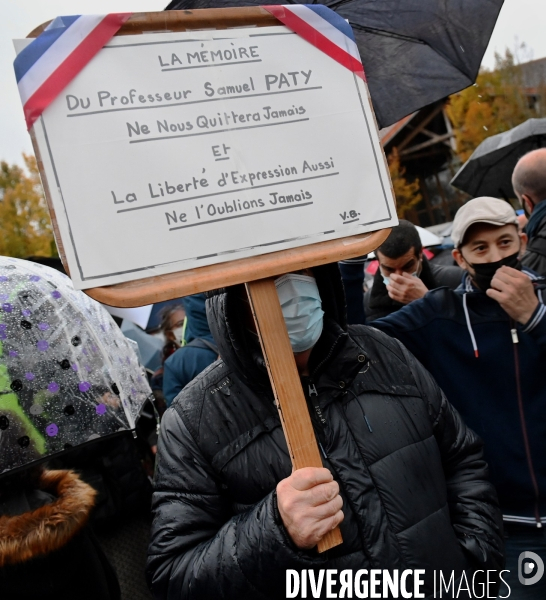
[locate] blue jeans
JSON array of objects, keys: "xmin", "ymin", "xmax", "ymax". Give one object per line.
[{"xmin": 499, "ymin": 524, "xmax": 546, "ymax": 599}]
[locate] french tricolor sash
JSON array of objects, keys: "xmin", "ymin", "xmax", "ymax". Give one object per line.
[
  {"xmin": 14, "ymin": 13, "xmax": 131, "ymax": 130},
  {"xmin": 14, "ymin": 7, "xmax": 363, "ymax": 131},
  {"xmin": 262, "ymin": 5, "xmax": 365, "ymax": 81}
]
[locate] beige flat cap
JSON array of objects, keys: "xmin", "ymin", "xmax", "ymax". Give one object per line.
[{"xmin": 452, "ymin": 196, "xmax": 518, "ymax": 247}]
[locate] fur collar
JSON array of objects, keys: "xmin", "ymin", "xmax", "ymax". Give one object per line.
[{"xmin": 0, "ymin": 470, "xmax": 96, "ymax": 566}]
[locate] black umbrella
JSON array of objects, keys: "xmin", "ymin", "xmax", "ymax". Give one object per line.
[
  {"xmin": 450, "ymin": 118, "xmax": 546, "ymax": 199},
  {"xmin": 165, "ymin": 0, "xmax": 504, "ymax": 129}
]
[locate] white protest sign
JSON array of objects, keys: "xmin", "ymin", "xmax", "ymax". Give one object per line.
[{"xmin": 19, "ymin": 25, "xmax": 397, "ymax": 290}]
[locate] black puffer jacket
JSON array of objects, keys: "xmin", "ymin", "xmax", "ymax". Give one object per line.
[{"xmin": 147, "ymin": 264, "xmax": 503, "ymax": 599}]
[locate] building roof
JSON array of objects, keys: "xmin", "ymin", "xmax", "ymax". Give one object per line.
[
  {"xmin": 379, "ymin": 112, "xmax": 417, "ymax": 146},
  {"xmin": 519, "ymin": 56, "xmax": 546, "ymax": 93}
]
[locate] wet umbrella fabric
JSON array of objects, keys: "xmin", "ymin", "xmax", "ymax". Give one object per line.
[
  {"xmin": 0, "ymin": 257, "xmax": 152, "ymax": 475},
  {"xmin": 450, "ymin": 118, "xmax": 546, "ymax": 199},
  {"xmin": 164, "ymin": 0, "xmax": 504, "ymax": 129}
]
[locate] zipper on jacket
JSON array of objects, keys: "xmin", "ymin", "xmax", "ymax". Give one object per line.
[
  {"xmin": 301, "ymin": 377, "xmax": 375, "ymax": 564},
  {"xmin": 307, "ymin": 381, "xmax": 327, "ymax": 429},
  {"xmin": 511, "ymin": 319, "xmax": 542, "ymax": 528}
]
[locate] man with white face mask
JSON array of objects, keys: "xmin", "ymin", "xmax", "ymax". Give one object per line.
[
  {"xmin": 364, "ymin": 220, "xmax": 462, "ymax": 322},
  {"xmin": 148, "ymin": 263, "xmax": 503, "ymax": 599}
]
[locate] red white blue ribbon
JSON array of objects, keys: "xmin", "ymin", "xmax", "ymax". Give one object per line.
[
  {"xmin": 15, "ymin": 8, "xmax": 362, "ymax": 130},
  {"xmin": 14, "ymin": 13, "xmax": 131, "ymax": 130},
  {"xmin": 262, "ymin": 5, "xmax": 365, "ymax": 81}
]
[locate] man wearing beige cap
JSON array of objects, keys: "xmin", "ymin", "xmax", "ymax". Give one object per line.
[{"xmin": 374, "ymin": 196, "xmax": 546, "ymax": 599}]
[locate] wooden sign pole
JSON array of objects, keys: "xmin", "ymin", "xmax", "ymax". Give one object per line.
[{"xmin": 246, "ymin": 278, "xmax": 343, "ymax": 552}]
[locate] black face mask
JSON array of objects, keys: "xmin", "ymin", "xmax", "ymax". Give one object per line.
[{"xmin": 465, "ymin": 251, "xmax": 521, "ymax": 291}]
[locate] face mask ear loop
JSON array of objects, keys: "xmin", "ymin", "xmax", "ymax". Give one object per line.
[{"xmin": 463, "ymin": 293, "xmax": 479, "ymax": 358}]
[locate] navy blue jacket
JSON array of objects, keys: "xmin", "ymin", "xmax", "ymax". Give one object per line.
[
  {"xmin": 163, "ymin": 294, "xmax": 218, "ymax": 406},
  {"xmin": 373, "ymin": 269, "xmax": 546, "ymax": 524}
]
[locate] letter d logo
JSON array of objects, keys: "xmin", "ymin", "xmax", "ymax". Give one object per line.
[{"xmin": 518, "ymin": 551, "xmax": 544, "ymax": 586}]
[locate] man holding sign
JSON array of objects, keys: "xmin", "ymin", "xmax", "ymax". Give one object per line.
[{"xmin": 147, "ymin": 263, "xmax": 503, "ymax": 599}]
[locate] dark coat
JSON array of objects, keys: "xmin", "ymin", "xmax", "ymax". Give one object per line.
[
  {"xmin": 339, "ymin": 258, "xmax": 366, "ymax": 324},
  {"xmin": 365, "ymin": 256, "xmax": 462, "ymax": 322},
  {"xmin": 163, "ymin": 293, "xmax": 218, "ymax": 405},
  {"xmin": 162, "ymin": 342, "xmax": 217, "ymax": 406},
  {"xmin": 522, "ymin": 208, "xmax": 546, "ymax": 277},
  {"xmin": 147, "ymin": 264, "xmax": 503, "ymax": 600},
  {"xmin": 372, "ymin": 270, "xmax": 546, "ymax": 524},
  {"xmin": 0, "ymin": 470, "xmax": 120, "ymax": 600},
  {"xmin": 52, "ymin": 433, "xmax": 153, "ymax": 527}
]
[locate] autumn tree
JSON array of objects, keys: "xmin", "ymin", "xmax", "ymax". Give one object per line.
[
  {"xmin": 388, "ymin": 148, "xmax": 422, "ymax": 219},
  {"xmin": 0, "ymin": 154, "xmax": 56, "ymax": 258},
  {"xmin": 447, "ymin": 49, "xmax": 546, "ymax": 163}
]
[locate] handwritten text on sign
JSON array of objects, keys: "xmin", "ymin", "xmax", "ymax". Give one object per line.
[{"xmin": 27, "ymin": 27, "xmax": 397, "ymax": 289}]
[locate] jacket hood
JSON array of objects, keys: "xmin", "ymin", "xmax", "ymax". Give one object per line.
[
  {"xmin": 205, "ymin": 263, "xmax": 347, "ymax": 391},
  {"xmin": 0, "ymin": 469, "xmax": 96, "ymax": 566},
  {"xmin": 182, "ymin": 293, "xmax": 214, "ymax": 341}
]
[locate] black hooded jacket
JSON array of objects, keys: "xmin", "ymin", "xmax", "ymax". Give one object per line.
[{"xmin": 147, "ymin": 264, "xmax": 503, "ymax": 599}]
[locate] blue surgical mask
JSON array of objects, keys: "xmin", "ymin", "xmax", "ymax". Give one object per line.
[{"xmin": 275, "ymin": 274, "xmax": 324, "ymax": 353}]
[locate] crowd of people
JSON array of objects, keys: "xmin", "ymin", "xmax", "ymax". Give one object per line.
[{"xmin": 1, "ymin": 150, "xmax": 545, "ymax": 599}]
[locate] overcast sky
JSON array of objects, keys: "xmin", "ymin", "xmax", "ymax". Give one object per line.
[{"xmin": 2, "ymin": 0, "xmax": 545, "ymax": 166}]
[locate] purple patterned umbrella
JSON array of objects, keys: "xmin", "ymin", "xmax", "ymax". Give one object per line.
[{"xmin": 0, "ymin": 257, "xmax": 152, "ymax": 475}]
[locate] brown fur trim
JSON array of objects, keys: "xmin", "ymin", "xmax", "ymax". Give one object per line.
[{"xmin": 0, "ymin": 470, "xmax": 96, "ymax": 566}]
